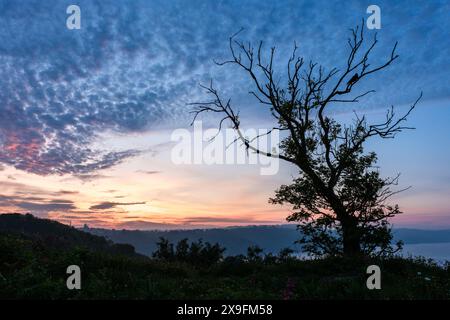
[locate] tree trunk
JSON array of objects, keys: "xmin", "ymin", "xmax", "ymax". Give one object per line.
[
  {"xmin": 325, "ymin": 191, "xmax": 362, "ymax": 257},
  {"xmin": 341, "ymin": 219, "xmax": 361, "ymax": 257}
]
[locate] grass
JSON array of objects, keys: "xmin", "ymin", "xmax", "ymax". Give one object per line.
[{"xmin": 1, "ymin": 233, "xmax": 449, "ymax": 300}]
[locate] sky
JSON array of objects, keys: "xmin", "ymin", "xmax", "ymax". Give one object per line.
[{"xmin": 0, "ymin": 0, "xmax": 449, "ymax": 229}]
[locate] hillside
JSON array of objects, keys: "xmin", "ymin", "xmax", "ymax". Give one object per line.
[{"xmin": 0, "ymin": 213, "xmax": 140, "ymax": 258}]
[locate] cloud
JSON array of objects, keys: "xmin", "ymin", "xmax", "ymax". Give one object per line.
[
  {"xmin": 113, "ymin": 220, "xmax": 188, "ymax": 231},
  {"xmin": 136, "ymin": 170, "xmax": 161, "ymax": 175},
  {"xmin": 180, "ymin": 216, "xmax": 278, "ymax": 224},
  {"xmin": 71, "ymin": 174, "xmax": 111, "ymax": 182},
  {"xmin": 15, "ymin": 201, "xmax": 76, "ymax": 212},
  {"xmin": 0, "ymin": 194, "xmax": 77, "ymax": 212},
  {"xmin": 89, "ymin": 201, "xmax": 146, "ymax": 210},
  {"xmin": 0, "ymin": 181, "xmax": 82, "ymax": 215},
  {"xmin": 0, "ymin": 0, "xmax": 448, "ymax": 177},
  {"xmin": 0, "ymin": 181, "xmax": 46, "ymax": 195},
  {"xmin": 54, "ymin": 190, "xmax": 79, "ymax": 195}
]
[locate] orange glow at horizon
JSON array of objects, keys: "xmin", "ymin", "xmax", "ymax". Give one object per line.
[{"xmin": 1, "ymin": 126, "xmax": 449, "ymax": 230}]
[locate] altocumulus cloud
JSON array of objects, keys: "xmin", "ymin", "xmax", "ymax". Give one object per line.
[{"xmin": 0, "ymin": 0, "xmax": 448, "ymax": 176}]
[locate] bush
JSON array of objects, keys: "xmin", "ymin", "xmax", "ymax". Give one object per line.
[{"xmin": 153, "ymin": 237, "xmax": 225, "ymax": 266}]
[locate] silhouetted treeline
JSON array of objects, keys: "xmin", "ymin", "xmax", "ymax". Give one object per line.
[
  {"xmin": 152, "ymin": 238, "xmax": 295, "ymax": 266},
  {"xmin": 152, "ymin": 237, "xmax": 225, "ymax": 266}
]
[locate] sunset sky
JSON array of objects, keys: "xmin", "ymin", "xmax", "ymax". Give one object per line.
[{"xmin": 0, "ymin": 0, "xmax": 449, "ymax": 229}]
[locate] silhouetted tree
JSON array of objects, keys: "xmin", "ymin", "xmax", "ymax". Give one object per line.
[
  {"xmin": 153, "ymin": 237, "xmax": 174, "ymax": 260},
  {"xmin": 153, "ymin": 238, "xmax": 225, "ymax": 266},
  {"xmin": 199, "ymin": 241, "xmax": 226, "ymax": 265},
  {"xmin": 192, "ymin": 23, "xmax": 421, "ymax": 257},
  {"xmin": 247, "ymin": 245, "xmax": 264, "ymax": 262},
  {"xmin": 175, "ymin": 238, "xmax": 190, "ymax": 261},
  {"xmin": 277, "ymin": 248, "xmax": 294, "ymax": 262}
]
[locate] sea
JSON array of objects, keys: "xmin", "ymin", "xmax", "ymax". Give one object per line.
[
  {"xmin": 292, "ymin": 242, "xmax": 450, "ymax": 263},
  {"xmin": 401, "ymin": 242, "xmax": 450, "ymax": 263}
]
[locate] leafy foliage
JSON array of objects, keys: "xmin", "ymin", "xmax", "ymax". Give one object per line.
[
  {"xmin": 270, "ymin": 151, "xmax": 404, "ymax": 257},
  {"xmin": 153, "ymin": 237, "xmax": 226, "ymax": 266}
]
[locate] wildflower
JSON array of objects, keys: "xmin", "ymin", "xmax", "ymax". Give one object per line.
[{"xmin": 282, "ymin": 278, "xmax": 296, "ymax": 300}]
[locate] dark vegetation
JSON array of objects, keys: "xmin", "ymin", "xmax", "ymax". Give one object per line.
[
  {"xmin": 0, "ymin": 214, "xmax": 449, "ymax": 299},
  {"xmin": 0, "ymin": 213, "xmax": 139, "ymax": 257},
  {"xmin": 152, "ymin": 237, "xmax": 226, "ymax": 266}
]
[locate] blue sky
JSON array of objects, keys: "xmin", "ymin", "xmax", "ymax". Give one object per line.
[{"xmin": 0, "ymin": 0, "xmax": 449, "ymax": 229}]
